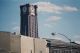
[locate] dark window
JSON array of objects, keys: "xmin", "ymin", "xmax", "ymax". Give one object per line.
[
  {"xmin": 31, "ymin": 50, "xmax": 32, "ymax": 53},
  {"xmin": 53, "ymin": 49, "xmax": 60, "ymax": 53},
  {"xmin": 40, "ymin": 51, "xmax": 42, "ymax": 53}
]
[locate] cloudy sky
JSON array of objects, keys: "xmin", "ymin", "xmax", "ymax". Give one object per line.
[{"xmin": 0, "ymin": 0, "xmax": 80, "ymax": 43}]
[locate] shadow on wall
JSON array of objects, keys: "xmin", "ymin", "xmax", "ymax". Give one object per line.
[{"xmin": 0, "ymin": 48, "xmax": 8, "ymax": 53}]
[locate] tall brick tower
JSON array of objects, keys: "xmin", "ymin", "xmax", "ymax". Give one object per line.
[{"xmin": 20, "ymin": 4, "xmax": 38, "ymax": 38}]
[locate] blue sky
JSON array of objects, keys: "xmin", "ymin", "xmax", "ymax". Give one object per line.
[{"xmin": 0, "ymin": 0, "xmax": 80, "ymax": 43}]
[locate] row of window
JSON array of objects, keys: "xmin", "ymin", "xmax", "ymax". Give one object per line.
[
  {"xmin": 30, "ymin": 50, "xmax": 42, "ymax": 53},
  {"xmin": 52, "ymin": 49, "xmax": 80, "ymax": 53}
]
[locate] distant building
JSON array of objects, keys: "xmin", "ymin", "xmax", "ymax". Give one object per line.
[
  {"xmin": 20, "ymin": 4, "xmax": 38, "ymax": 38},
  {"xmin": 0, "ymin": 31, "xmax": 48, "ymax": 53},
  {"xmin": 45, "ymin": 38, "xmax": 80, "ymax": 53}
]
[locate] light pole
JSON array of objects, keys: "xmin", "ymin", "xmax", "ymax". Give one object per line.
[{"xmin": 51, "ymin": 32, "xmax": 72, "ymax": 53}]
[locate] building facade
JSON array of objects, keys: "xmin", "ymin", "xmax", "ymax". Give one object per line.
[
  {"xmin": 20, "ymin": 4, "xmax": 38, "ymax": 38},
  {"xmin": 0, "ymin": 32, "xmax": 48, "ymax": 53},
  {"xmin": 46, "ymin": 39, "xmax": 80, "ymax": 53},
  {"xmin": 0, "ymin": 31, "xmax": 21, "ymax": 53}
]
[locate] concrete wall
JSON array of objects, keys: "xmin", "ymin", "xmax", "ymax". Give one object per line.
[
  {"xmin": 0, "ymin": 32, "xmax": 11, "ymax": 53},
  {"xmin": 21, "ymin": 36, "xmax": 34, "ymax": 53},
  {"xmin": 35, "ymin": 38, "xmax": 48, "ymax": 53},
  {"xmin": 10, "ymin": 35, "xmax": 21, "ymax": 53},
  {"xmin": 0, "ymin": 32, "xmax": 49, "ymax": 53},
  {"xmin": 0, "ymin": 32, "xmax": 21, "ymax": 53},
  {"xmin": 21, "ymin": 36, "xmax": 49, "ymax": 53}
]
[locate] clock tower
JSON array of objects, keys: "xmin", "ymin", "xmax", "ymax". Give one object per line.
[{"xmin": 20, "ymin": 4, "xmax": 38, "ymax": 38}]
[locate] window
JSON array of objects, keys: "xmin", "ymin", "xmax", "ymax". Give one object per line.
[
  {"xmin": 64, "ymin": 50, "xmax": 71, "ymax": 53},
  {"xmin": 40, "ymin": 51, "xmax": 42, "ymax": 53},
  {"xmin": 53, "ymin": 49, "xmax": 61, "ymax": 53},
  {"xmin": 31, "ymin": 50, "xmax": 32, "ymax": 53}
]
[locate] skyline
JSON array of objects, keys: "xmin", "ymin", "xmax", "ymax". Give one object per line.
[{"xmin": 0, "ymin": 0, "xmax": 80, "ymax": 43}]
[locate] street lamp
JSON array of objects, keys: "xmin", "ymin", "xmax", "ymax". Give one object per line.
[
  {"xmin": 51, "ymin": 33, "xmax": 71, "ymax": 42},
  {"xmin": 51, "ymin": 32, "xmax": 72, "ymax": 53}
]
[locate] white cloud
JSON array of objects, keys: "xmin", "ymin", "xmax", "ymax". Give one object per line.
[
  {"xmin": 75, "ymin": 41, "xmax": 80, "ymax": 44},
  {"xmin": 72, "ymin": 34, "xmax": 80, "ymax": 44},
  {"xmin": 46, "ymin": 16, "xmax": 61, "ymax": 22},
  {"xmin": 34, "ymin": 2, "xmax": 78, "ymax": 14},
  {"xmin": 44, "ymin": 16, "xmax": 61, "ymax": 28},
  {"xmin": 44, "ymin": 24, "xmax": 52, "ymax": 28},
  {"xmin": 12, "ymin": 26, "xmax": 20, "ymax": 30},
  {"xmin": 12, "ymin": 26, "xmax": 20, "ymax": 34},
  {"xmin": 34, "ymin": 2, "xmax": 63, "ymax": 14},
  {"xmin": 63, "ymin": 6, "xmax": 78, "ymax": 12}
]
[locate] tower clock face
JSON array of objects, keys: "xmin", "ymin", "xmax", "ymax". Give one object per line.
[
  {"xmin": 30, "ymin": 5, "xmax": 35, "ymax": 15},
  {"xmin": 22, "ymin": 6, "xmax": 27, "ymax": 13}
]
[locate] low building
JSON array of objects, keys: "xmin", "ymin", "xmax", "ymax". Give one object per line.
[
  {"xmin": 21, "ymin": 36, "xmax": 48, "ymax": 53},
  {"xmin": 0, "ymin": 31, "xmax": 48, "ymax": 53},
  {"xmin": 45, "ymin": 38, "xmax": 80, "ymax": 53}
]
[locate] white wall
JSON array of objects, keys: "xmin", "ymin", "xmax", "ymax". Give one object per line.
[
  {"xmin": 21, "ymin": 36, "xmax": 34, "ymax": 53},
  {"xmin": 21, "ymin": 36, "xmax": 49, "ymax": 53},
  {"xmin": 0, "ymin": 32, "xmax": 11, "ymax": 52},
  {"xmin": 10, "ymin": 35, "xmax": 21, "ymax": 53},
  {"xmin": 0, "ymin": 32, "xmax": 49, "ymax": 53},
  {"xmin": 35, "ymin": 38, "xmax": 48, "ymax": 53}
]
